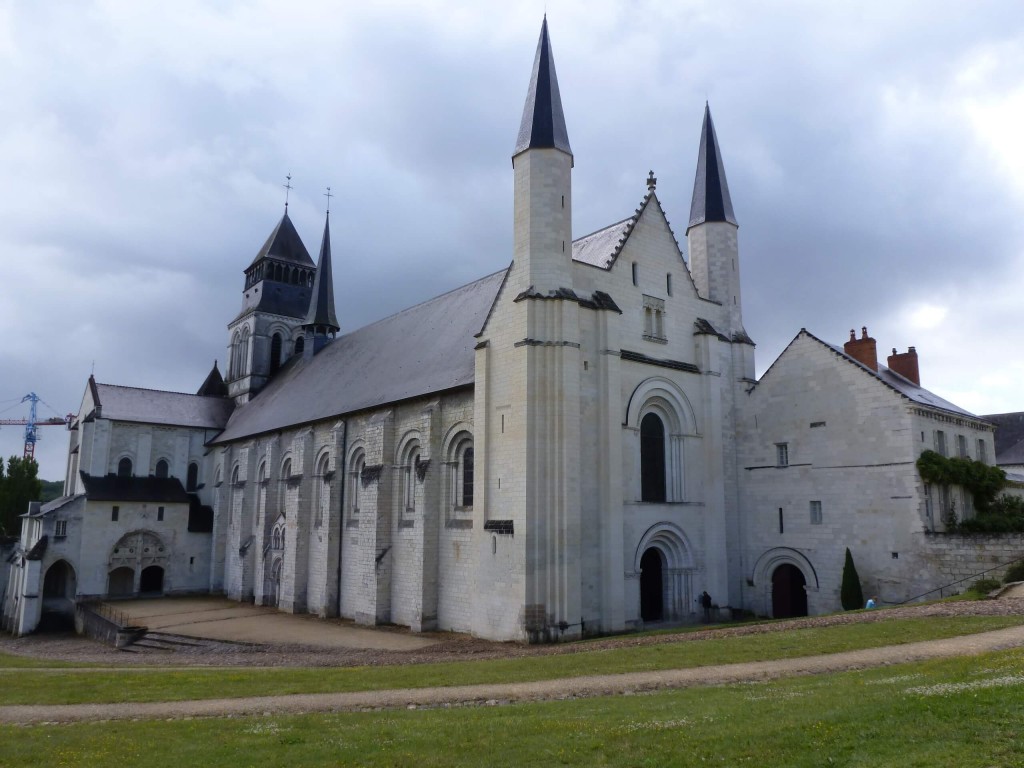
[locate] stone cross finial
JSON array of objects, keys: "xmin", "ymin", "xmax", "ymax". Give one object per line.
[{"xmin": 647, "ymin": 170, "xmax": 657, "ymax": 191}]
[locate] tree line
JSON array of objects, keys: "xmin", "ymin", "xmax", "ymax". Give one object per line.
[{"xmin": 0, "ymin": 457, "xmax": 43, "ymax": 538}]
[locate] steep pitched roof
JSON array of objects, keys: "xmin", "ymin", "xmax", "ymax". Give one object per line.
[
  {"xmin": 247, "ymin": 210, "xmax": 315, "ymax": 269},
  {"xmin": 302, "ymin": 213, "xmax": 340, "ymax": 332},
  {"xmin": 80, "ymin": 473, "xmax": 191, "ymax": 504},
  {"xmin": 94, "ymin": 383, "xmax": 234, "ymax": 429},
  {"xmin": 982, "ymin": 412, "xmax": 1024, "ymax": 465},
  {"xmin": 196, "ymin": 361, "xmax": 228, "ymax": 398},
  {"xmin": 213, "ymin": 269, "xmax": 507, "ymax": 443},
  {"xmin": 756, "ymin": 329, "xmax": 985, "ymax": 422},
  {"xmin": 688, "ymin": 103, "xmax": 737, "ymax": 232},
  {"xmin": 513, "ymin": 17, "xmax": 572, "ymax": 158}
]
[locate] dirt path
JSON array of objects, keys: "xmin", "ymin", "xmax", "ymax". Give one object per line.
[{"xmin": 4, "ymin": 623, "xmax": 1024, "ymax": 725}]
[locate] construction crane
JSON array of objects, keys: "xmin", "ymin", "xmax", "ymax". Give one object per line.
[{"xmin": 0, "ymin": 393, "xmax": 73, "ymax": 460}]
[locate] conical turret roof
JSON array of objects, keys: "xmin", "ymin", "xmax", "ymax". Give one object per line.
[
  {"xmin": 513, "ymin": 17, "xmax": 572, "ymax": 158},
  {"xmin": 688, "ymin": 103, "xmax": 737, "ymax": 231},
  {"xmin": 302, "ymin": 213, "xmax": 340, "ymax": 332},
  {"xmin": 196, "ymin": 361, "xmax": 228, "ymax": 398}
]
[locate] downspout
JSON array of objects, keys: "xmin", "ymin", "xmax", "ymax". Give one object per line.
[{"xmin": 335, "ymin": 420, "xmax": 348, "ymax": 615}]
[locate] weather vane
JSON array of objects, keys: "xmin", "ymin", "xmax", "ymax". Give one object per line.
[
  {"xmin": 283, "ymin": 173, "xmax": 293, "ymax": 210},
  {"xmin": 324, "ymin": 186, "xmax": 333, "ymax": 214}
]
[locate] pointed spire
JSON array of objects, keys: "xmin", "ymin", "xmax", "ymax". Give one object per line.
[
  {"xmin": 688, "ymin": 103, "xmax": 737, "ymax": 231},
  {"xmin": 248, "ymin": 209, "xmax": 314, "ymax": 268},
  {"xmin": 197, "ymin": 361, "xmax": 229, "ymax": 398},
  {"xmin": 302, "ymin": 211, "xmax": 340, "ymax": 333},
  {"xmin": 513, "ymin": 17, "xmax": 572, "ymax": 158}
]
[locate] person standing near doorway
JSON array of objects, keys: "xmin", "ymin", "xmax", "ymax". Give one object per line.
[{"xmin": 700, "ymin": 591, "xmax": 712, "ymax": 622}]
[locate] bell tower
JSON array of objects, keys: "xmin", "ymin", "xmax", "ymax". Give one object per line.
[{"xmin": 227, "ymin": 204, "xmax": 316, "ymax": 403}]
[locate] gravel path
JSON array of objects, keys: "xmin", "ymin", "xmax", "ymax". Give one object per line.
[{"xmin": 3, "ymin": 599, "xmax": 1024, "ymax": 725}]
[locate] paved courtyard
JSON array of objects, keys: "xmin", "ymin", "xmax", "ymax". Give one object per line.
[{"xmin": 112, "ymin": 596, "xmax": 439, "ymax": 651}]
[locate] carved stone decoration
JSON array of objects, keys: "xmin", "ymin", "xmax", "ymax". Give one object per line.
[
  {"xmin": 361, "ymin": 464, "xmax": 384, "ymax": 487},
  {"xmin": 414, "ymin": 456, "xmax": 431, "ymax": 482}
]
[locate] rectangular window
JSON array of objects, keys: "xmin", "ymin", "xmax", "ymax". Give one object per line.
[
  {"xmin": 157, "ymin": 506, "xmax": 165, "ymax": 522},
  {"xmin": 778, "ymin": 508, "xmax": 784, "ymax": 534},
  {"xmin": 111, "ymin": 505, "xmax": 119, "ymax": 522},
  {"xmin": 809, "ymin": 500, "xmax": 822, "ymax": 525},
  {"xmin": 642, "ymin": 295, "xmax": 666, "ymax": 343},
  {"xmin": 776, "ymin": 443, "xmax": 789, "ymax": 467},
  {"xmin": 666, "ymin": 273, "xmax": 673, "ymax": 296},
  {"xmin": 978, "ymin": 439, "xmax": 987, "ymax": 464},
  {"xmin": 924, "ymin": 483, "xmax": 933, "ymax": 524},
  {"xmin": 54, "ymin": 520, "xmax": 68, "ymax": 538},
  {"xmin": 935, "ymin": 430, "xmax": 947, "ymax": 456},
  {"xmin": 957, "ymin": 434, "xmax": 968, "ymax": 458}
]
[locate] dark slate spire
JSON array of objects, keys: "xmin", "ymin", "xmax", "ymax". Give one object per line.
[
  {"xmin": 688, "ymin": 103, "xmax": 737, "ymax": 230},
  {"xmin": 302, "ymin": 212, "xmax": 340, "ymax": 333},
  {"xmin": 513, "ymin": 17, "xmax": 572, "ymax": 158},
  {"xmin": 197, "ymin": 361, "xmax": 228, "ymax": 398}
]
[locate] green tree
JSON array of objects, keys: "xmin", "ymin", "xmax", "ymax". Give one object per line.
[
  {"xmin": 841, "ymin": 547, "xmax": 864, "ymax": 610},
  {"xmin": 0, "ymin": 456, "xmax": 42, "ymax": 537}
]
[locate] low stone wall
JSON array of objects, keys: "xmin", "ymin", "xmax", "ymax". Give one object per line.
[
  {"xmin": 75, "ymin": 602, "xmax": 147, "ymax": 648},
  {"xmin": 915, "ymin": 533, "xmax": 1024, "ymax": 596}
]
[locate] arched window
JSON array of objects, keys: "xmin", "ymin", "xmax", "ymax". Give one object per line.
[
  {"xmin": 448, "ymin": 435, "xmax": 474, "ymax": 512},
  {"xmin": 314, "ymin": 452, "xmax": 331, "ymax": 528},
  {"xmin": 270, "ymin": 333, "xmax": 283, "ymax": 374},
  {"xmin": 640, "ymin": 413, "xmax": 666, "ymax": 502},
  {"xmin": 230, "ymin": 465, "xmax": 241, "ymax": 525},
  {"xmin": 398, "ymin": 438, "xmax": 421, "ymax": 520},
  {"xmin": 186, "ymin": 462, "xmax": 199, "ymax": 491},
  {"xmin": 230, "ymin": 330, "xmax": 242, "ymax": 379},
  {"xmin": 347, "ymin": 449, "xmax": 365, "ymax": 523},
  {"xmin": 281, "ymin": 458, "xmax": 292, "ymax": 481},
  {"xmin": 117, "ymin": 457, "xmax": 133, "ymax": 477},
  {"xmin": 239, "ymin": 328, "xmax": 250, "ymax": 376},
  {"xmin": 154, "ymin": 459, "xmax": 169, "ymax": 478}
]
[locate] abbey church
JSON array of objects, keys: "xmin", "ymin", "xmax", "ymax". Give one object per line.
[{"xmin": 3, "ymin": 20, "xmax": 1000, "ymax": 641}]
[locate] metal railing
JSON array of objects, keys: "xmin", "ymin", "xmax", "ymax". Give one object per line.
[{"xmin": 897, "ymin": 553, "xmax": 1024, "ymax": 604}]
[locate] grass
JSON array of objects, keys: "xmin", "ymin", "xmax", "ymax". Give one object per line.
[
  {"xmin": 2, "ymin": 647, "xmax": 1023, "ymax": 767},
  {"xmin": 0, "ymin": 615, "xmax": 1020, "ymax": 705}
]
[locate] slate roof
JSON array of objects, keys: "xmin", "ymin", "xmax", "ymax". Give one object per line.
[
  {"xmin": 247, "ymin": 210, "xmax": 315, "ymax": 269},
  {"xmin": 981, "ymin": 412, "xmax": 1024, "ymax": 465},
  {"xmin": 809, "ymin": 331, "xmax": 983, "ymax": 420},
  {"xmin": 213, "ymin": 269, "xmax": 508, "ymax": 443},
  {"xmin": 688, "ymin": 103, "xmax": 737, "ymax": 231},
  {"xmin": 80, "ymin": 473, "xmax": 192, "ymax": 504},
  {"xmin": 196, "ymin": 361, "xmax": 229, "ymax": 398},
  {"xmin": 30, "ymin": 495, "xmax": 82, "ymax": 517},
  {"xmin": 571, "ymin": 219, "xmax": 631, "ymax": 269},
  {"xmin": 94, "ymin": 383, "xmax": 234, "ymax": 429},
  {"xmin": 302, "ymin": 214, "xmax": 340, "ymax": 331},
  {"xmin": 513, "ymin": 17, "xmax": 572, "ymax": 158}
]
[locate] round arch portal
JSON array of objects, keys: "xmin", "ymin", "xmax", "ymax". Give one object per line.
[{"xmin": 633, "ymin": 523, "xmax": 695, "ymax": 624}]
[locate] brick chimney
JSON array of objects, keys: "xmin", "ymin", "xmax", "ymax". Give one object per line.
[
  {"xmin": 843, "ymin": 326, "xmax": 878, "ymax": 371},
  {"xmin": 887, "ymin": 346, "xmax": 920, "ymax": 386}
]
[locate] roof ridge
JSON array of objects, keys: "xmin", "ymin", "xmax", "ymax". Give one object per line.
[
  {"xmin": 95, "ymin": 382, "xmax": 224, "ymax": 399},
  {"xmin": 341, "ymin": 268, "xmax": 509, "ymax": 336}
]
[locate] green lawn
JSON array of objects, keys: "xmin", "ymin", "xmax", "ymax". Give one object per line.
[
  {"xmin": 0, "ymin": 615, "xmax": 1020, "ymax": 706},
  {"xmin": 3, "ymin": 647, "xmax": 1023, "ymax": 767}
]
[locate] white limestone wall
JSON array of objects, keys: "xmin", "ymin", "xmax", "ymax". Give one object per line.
[
  {"xmin": 739, "ymin": 333, "xmax": 935, "ymax": 615},
  {"xmin": 74, "ymin": 498, "xmax": 210, "ymax": 597}
]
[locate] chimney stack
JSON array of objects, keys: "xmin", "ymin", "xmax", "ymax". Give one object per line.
[
  {"xmin": 843, "ymin": 326, "xmax": 878, "ymax": 371},
  {"xmin": 887, "ymin": 346, "xmax": 920, "ymax": 386}
]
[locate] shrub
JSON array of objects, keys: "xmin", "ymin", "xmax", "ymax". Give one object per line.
[
  {"xmin": 968, "ymin": 578, "xmax": 1001, "ymax": 595},
  {"xmin": 1003, "ymin": 562, "xmax": 1024, "ymax": 584},
  {"xmin": 841, "ymin": 548, "xmax": 864, "ymax": 610},
  {"xmin": 957, "ymin": 495, "xmax": 1024, "ymax": 534}
]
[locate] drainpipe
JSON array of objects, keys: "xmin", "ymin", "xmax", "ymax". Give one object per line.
[{"xmin": 335, "ymin": 420, "xmax": 347, "ymax": 616}]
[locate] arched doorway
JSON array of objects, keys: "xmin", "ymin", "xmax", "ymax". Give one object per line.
[
  {"xmin": 140, "ymin": 566, "xmax": 164, "ymax": 594},
  {"xmin": 270, "ymin": 558, "xmax": 282, "ymax": 607},
  {"xmin": 772, "ymin": 564, "xmax": 808, "ymax": 618},
  {"xmin": 40, "ymin": 560, "xmax": 77, "ymax": 631},
  {"xmin": 108, "ymin": 567, "xmax": 134, "ymax": 596},
  {"xmin": 640, "ymin": 547, "xmax": 664, "ymax": 622}
]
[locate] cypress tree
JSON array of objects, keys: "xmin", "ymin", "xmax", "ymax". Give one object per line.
[{"xmin": 841, "ymin": 547, "xmax": 864, "ymax": 610}]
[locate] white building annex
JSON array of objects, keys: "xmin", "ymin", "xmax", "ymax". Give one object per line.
[{"xmin": 3, "ymin": 19, "xmax": 1010, "ymax": 641}]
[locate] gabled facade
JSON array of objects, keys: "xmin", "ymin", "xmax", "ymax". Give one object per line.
[{"xmin": 738, "ymin": 328, "xmax": 996, "ymax": 616}]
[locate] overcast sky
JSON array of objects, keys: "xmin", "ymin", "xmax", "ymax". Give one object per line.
[{"xmin": 1, "ymin": 0, "xmax": 1022, "ymax": 481}]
